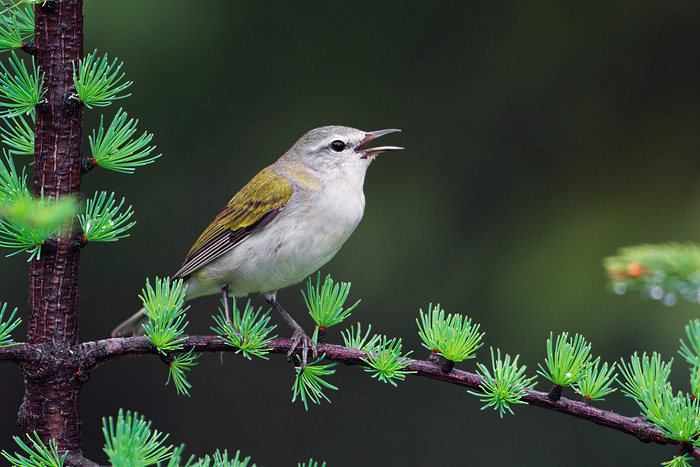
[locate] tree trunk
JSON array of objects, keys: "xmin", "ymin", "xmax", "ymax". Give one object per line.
[{"xmin": 18, "ymin": 0, "xmax": 85, "ymax": 452}]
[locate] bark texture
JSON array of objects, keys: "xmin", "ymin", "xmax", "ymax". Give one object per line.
[{"xmin": 19, "ymin": 0, "xmax": 85, "ymax": 453}]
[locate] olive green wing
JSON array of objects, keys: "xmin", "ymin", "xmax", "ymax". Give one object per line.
[{"xmin": 172, "ymin": 167, "xmax": 294, "ymax": 279}]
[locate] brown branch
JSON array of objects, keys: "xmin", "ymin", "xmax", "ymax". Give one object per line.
[
  {"xmin": 0, "ymin": 343, "xmax": 44, "ymax": 365},
  {"xmin": 0, "ymin": 330, "xmax": 676, "ymax": 452},
  {"xmin": 63, "ymin": 452, "xmax": 105, "ymax": 467},
  {"xmin": 76, "ymin": 334, "xmax": 672, "ymax": 448},
  {"xmin": 691, "ymin": 445, "xmax": 700, "ymax": 462},
  {"xmin": 20, "ymin": 41, "xmax": 36, "ymax": 55}
]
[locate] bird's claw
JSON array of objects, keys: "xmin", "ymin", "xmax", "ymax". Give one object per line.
[{"xmin": 287, "ymin": 328, "xmax": 318, "ymax": 369}]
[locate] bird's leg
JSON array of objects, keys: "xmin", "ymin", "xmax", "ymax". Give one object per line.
[
  {"xmin": 265, "ymin": 291, "xmax": 317, "ymax": 368},
  {"xmin": 219, "ymin": 284, "xmax": 243, "ymax": 363},
  {"xmin": 221, "ymin": 284, "xmax": 232, "ymax": 326},
  {"xmin": 221, "ymin": 284, "xmax": 243, "ymax": 336}
]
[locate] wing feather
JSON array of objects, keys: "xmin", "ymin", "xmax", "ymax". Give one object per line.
[{"xmin": 172, "ymin": 167, "xmax": 293, "ymax": 279}]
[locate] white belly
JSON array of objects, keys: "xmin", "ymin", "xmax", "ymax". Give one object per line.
[{"xmin": 184, "ymin": 187, "xmax": 365, "ymax": 299}]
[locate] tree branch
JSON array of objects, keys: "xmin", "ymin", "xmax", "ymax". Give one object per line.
[
  {"xmin": 77, "ymin": 334, "xmax": 672, "ymax": 448},
  {"xmin": 0, "ymin": 343, "xmax": 44, "ymax": 365},
  {"xmin": 691, "ymin": 445, "xmax": 700, "ymax": 462},
  {"xmin": 0, "ymin": 332, "xmax": 674, "ymax": 449},
  {"xmin": 63, "ymin": 451, "xmax": 105, "ymax": 467}
]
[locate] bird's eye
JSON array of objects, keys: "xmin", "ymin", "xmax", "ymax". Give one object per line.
[{"xmin": 330, "ymin": 140, "xmax": 346, "ymax": 152}]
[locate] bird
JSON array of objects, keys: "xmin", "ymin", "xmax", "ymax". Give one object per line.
[{"xmin": 111, "ymin": 125, "xmax": 402, "ymax": 366}]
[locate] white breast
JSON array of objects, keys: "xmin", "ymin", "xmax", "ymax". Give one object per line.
[{"xmin": 187, "ymin": 176, "xmax": 366, "ymax": 298}]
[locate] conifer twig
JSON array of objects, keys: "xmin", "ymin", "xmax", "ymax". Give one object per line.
[{"xmin": 65, "ymin": 334, "xmax": 674, "ymax": 447}]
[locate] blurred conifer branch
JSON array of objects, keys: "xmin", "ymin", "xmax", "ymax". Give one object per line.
[
  {"xmin": 0, "ymin": 169, "xmax": 78, "ymax": 260},
  {"xmin": 605, "ymin": 242, "xmax": 700, "ymax": 306}
]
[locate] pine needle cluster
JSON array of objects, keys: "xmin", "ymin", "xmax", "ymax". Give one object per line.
[
  {"xmin": 417, "ymin": 303, "xmax": 484, "ymax": 366},
  {"xmin": 470, "ymin": 348, "xmax": 535, "ymax": 417},
  {"xmin": 211, "ymin": 298, "xmax": 276, "ymax": 360}
]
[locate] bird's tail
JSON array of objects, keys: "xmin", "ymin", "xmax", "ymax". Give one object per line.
[{"xmin": 111, "ymin": 308, "xmax": 149, "ymax": 337}]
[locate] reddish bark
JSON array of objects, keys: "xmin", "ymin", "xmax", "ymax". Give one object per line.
[{"xmin": 20, "ymin": 0, "xmax": 85, "ymax": 454}]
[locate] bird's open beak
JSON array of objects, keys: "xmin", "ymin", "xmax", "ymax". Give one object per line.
[{"xmin": 359, "ymin": 129, "xmax": 403, "ymax": 159}]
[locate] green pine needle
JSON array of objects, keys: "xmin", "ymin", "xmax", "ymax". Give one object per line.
[
  {"xmin": 298, "ymin": 459, "xmax": 327, "ymax": 467},
  {"xmin": 161, "ymin": 444, "xmax": 188, "ymax": 467},
  {"xmin": 0, "ymin": 3, "xmax": 34, "ymax": 52},
  {"xmin": 73, "ymin": 50, "xmax": 132, "ymax": 108},
  {"xmin": 140, "ymin": 277, "xmax": 190, "ymax": 353},
  {"xmin": 0, "ymin": 150, "xmax": 29, "ymax": 201},
  {"xmin": 1, "ymin": 432, "xmax": 66, "ymax": 467},
  {"xmin": 537, "ymin": 331, "xmax": 592, "ymax": 387},
  {"xmin": 619, "ymin": 351, "xmax": 673, "ymax": 403},
  {"xmin": 416, "ymin": 303, "xmax": 443, "ymax": 352},
  {"xmin": 89, "ymin": 108, "xmax": 160, "ymax": 173},
  {"xmin": 0, "ymin": 16, "xmax": 21, "ymax": 53},
  {"xmin": 291, "ymin": 357, "xmax": 338, "ymax": 410},
  {"xmin": 211, "ymin": 450, "xmax": 255, "ymax": 467},
  {"xmin": 211, "ymin": 298, "xmax": 277, "ymax": 360},
  {"xmin": 691, "ymin": 364, "xmax": 700, "ymax": 397},
  {"xmin": 662, "ymin": 455, "xmax": 693, "ymax": 467},
  {"xmin": 0, "ymin": 52, "xmax": 44, "ymax": 118},
  {"xmin": 190, "ymin": 450, "xmax": 256, "ymax": 467},
  {"xmin": 303, "ymin": 272, "xmax": 359, "ymax": 329},
  {"xmin": 573, "ymin": 358, "xmax": 618, "ymax": 401},
  {"xmin": 79, "ymin": 191, "xmax": 135, "ymax": 242},
  {"xmin": 167, "ymin": 347, "xmax": 200, "ymax": 397},
  {"xmin": 618, "ymin": 353, "xmax": 700, "ymax": 443},
  {"xmin": 341, "ymin": 322, "xmax": 381, "ymax": 351},
  {"xmin": 168, "ymin": 444, "xmax": 242, "ymax": 467},
  {"xmin": 9, "ymin": 4, "xmax": 33, "ymax": 36},
  {"xmin": 0, "ymin": 194, "xmax": 78, "ymax": 261},
  {"xmin": 102, "ymin": 409, "xmax": 173, "ymax": 467},
  {"xmin": 0, "ymin": 215, "xmax": 43, "ymax": 260},
  {"xmin": 184, "ymin": 455, "xmax": 210, "ymax": 467},
  {"xmin": 641, "ymin": 386, "xmax": 700, "ymax": 443},
  {"xmin": 0, "ymin": 112, "xmax": 34, "ymax": 155},
  {"xmin": 2, "ymin": 195, "xmax": 77, "ymax": 226},
  {"xmin": 361, "ymin": 335, "xmax": 415, "ymax": 386},
  {"xmin": 416, "ymin": 303, "xmax": 484, "ymax": 363},
  {"xmin": 679, "ymin": 319, "xmax": 700, "ymax": 366},
  {"xmin": 469, "ymin": 348, "xmax": 536, "ymax": 417},
  {"xmin": 0, "ymin": 301, "xmax": 20, "ymax": 347}
]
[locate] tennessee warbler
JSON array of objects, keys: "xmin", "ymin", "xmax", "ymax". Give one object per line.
[{"xmin": 111, "ymin": 125, "xmax": 402, "ymax": 366}]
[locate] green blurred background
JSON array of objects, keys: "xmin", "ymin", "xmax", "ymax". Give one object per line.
[{"xmin": 2, "ymin": 1, "xmax": 700, "ymax": 465}]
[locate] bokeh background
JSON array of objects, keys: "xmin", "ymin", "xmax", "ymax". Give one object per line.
[{"xmin": 2, "ymin": 1, "xmax": 700, "ymax": 465}]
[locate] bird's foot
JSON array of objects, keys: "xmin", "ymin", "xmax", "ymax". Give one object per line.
[{"xmin": 287, "ymin": 328, "xmax": 318, "ymax": 369}]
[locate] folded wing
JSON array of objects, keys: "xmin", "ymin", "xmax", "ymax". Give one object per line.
[{"xmin": 173, "ymin": 167, "xmax": 294, "ymax": 279}]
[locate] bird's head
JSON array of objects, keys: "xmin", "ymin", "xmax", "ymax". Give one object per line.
[{"xmin": 285, "ymin": 126, "xmax": 403, "ymax": 178}]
